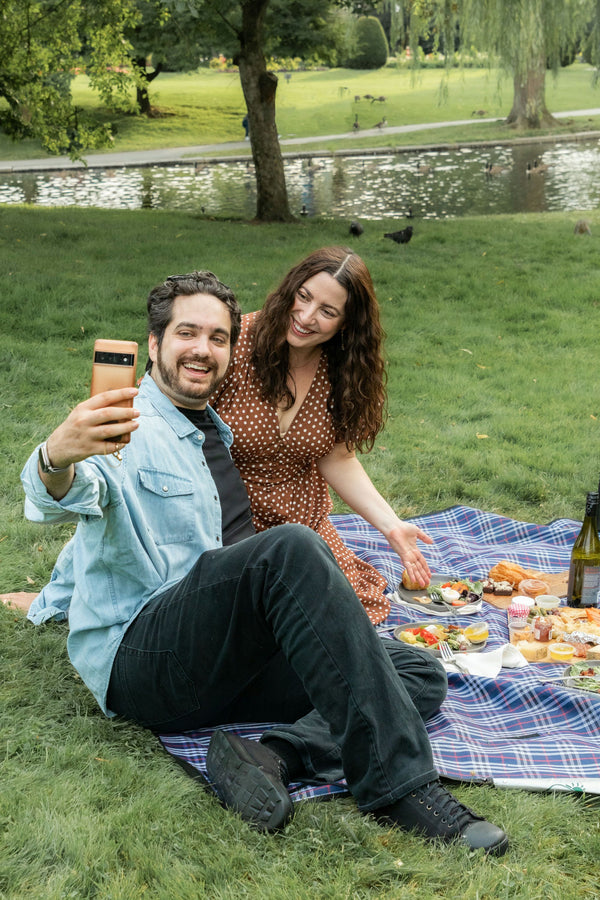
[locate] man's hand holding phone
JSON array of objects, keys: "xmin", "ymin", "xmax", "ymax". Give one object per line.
[
  {"xmin": 48, "ymin": 388, "xmax": 141, "ymax": 464},
  {"xmin": 38, "ymin": 338, "xmax": 140, "ymax": 499},
  {"xmin": 39, "ymin": 388, "xmax": 141, "ymax": 499}
]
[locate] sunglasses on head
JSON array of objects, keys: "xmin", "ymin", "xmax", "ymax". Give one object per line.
[{"xmin": 165, "ymin": 274, "xmax": 190, "ymax": 283}]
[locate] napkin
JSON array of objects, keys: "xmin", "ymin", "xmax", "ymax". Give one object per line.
[{"xmin": 442, "ymin": 643, "xmax": 529, "ymax": 677}]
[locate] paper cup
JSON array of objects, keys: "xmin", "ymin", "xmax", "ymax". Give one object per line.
[
  {"xmin": 536, "ymin": 594, "xmax": 561, "ymax": 612},
  {"xmin": 508, "ymin": 599, "xmax": 531, "ymax": 619}
]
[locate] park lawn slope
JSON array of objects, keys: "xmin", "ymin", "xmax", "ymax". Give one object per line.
[
  {"xmin": 0, "ymin": 64, "xmax": 599, "ymax": 160},
  {"xmin": 2, "ymin": 206, "xmax": 600, "ymax": 898}
]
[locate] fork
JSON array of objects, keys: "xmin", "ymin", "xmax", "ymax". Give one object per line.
[
  {"xmin": 541, "ymin": 674, "xmax": 597, "ymax": 684},
  {"xmin": 438, "ymin": 640, "xmax": 469, "ymax": 672}
]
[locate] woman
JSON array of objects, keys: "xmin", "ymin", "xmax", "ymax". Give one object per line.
[{"xmin": 211, "ymin": 246, "xmax": 432, "ymax": 625}]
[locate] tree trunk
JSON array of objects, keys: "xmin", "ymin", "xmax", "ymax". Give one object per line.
[
  {"xmin": 506, "ymin": 55, "xmax": 557, "ymax": 129},
  {"xmin": 237, "ymin": 0, "xmax": 293, "ymax": 222},
  {"xmin": 134, "ymin": 57, "xmax": 162, "ymax": 117},
  {"xmin": 136, "ymin": 83, "xmax": 152, "ymax": 116},
  {"xmin": 504, "ymin": 2, "xmax": 556, "ymax": 130}
]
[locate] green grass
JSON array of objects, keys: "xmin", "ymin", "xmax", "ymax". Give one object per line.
[
  {"xmin": 2, "ymin": 207, "xmax": 600, "ymax": 897},
  {"xmin": 1, "ymin": 63, "xmax": 599, "ymax": 161}
]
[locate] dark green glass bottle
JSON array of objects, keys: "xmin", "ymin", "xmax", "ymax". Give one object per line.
[{"xmin": 567, "ymin": 492, "xmax": 600, "ymax": 608}]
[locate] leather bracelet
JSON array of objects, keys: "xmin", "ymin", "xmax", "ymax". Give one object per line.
[{"xmin": 38, "ymin": 441, "xmax": 71, "ymax": 474}]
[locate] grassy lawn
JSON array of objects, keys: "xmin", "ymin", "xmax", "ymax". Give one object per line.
[
  {"xmin": 0, "ymin": 63, "xmax": 599, "ymax": 161},
  {"xmin": 2, "ymin": 207, "xmax": 600, "ymax": 898}
]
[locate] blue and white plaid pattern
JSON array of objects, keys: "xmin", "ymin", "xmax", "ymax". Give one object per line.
[{"xmin": 159, "ymin": 505, "xmax": 600, "ymax": 799}]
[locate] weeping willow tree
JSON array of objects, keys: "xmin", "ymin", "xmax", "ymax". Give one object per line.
[
  {"xmin": 396, "ymin": 0, "xmax": 600, "ymax": 129},
  {"xmin": 460, "ymin": 0, "xmax": 600, "ymax": 128}
]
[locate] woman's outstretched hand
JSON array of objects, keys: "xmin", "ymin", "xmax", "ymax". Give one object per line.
[{"xmin": 387, "ymin": 523, "xmax": 433, "ymax": 588}]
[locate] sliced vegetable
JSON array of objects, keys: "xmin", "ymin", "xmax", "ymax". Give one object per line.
[
  {"xmin": 397, "ymin": 622, "xmax": 487, "ymax": 652},
  {"xmin": 426, "ymin": 578, "xmax": 483, "ymax": 606},
  {"xmin": 568, "ymin": 662, "xmax": 600, "ymax": 693}
]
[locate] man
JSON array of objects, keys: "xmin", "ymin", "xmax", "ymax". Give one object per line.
[{"xmin": 22, "ymin": 272, "xmax": 508, "ymax": 855}]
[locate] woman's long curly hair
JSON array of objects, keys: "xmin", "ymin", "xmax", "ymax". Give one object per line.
[{"xmin": 250, "ymin": 246, "xmax": 387, "ymax": 452}]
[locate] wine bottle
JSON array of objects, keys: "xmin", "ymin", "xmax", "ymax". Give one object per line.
[{"xmin": 567, "ymin": 491, "xmax": 600, "ymax": 608}]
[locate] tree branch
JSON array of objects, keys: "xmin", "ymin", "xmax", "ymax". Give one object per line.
[
  {"xmin": 22, "ymin": 0, "xmax": 75, "ymax": 40},
  {"xmin": 203, "ymin": 0, "xmax": 241, "ymax": 41}
]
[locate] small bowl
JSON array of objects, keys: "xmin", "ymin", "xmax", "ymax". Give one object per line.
[
  {"xmin": 511, "ymin": 594, "xmax": 535, "ymax": 608},
  {"xmin": 508, "ymin": 598, "xmax": 533, "ymax": 619},
  {"xmin": 440, "ymin": 587, "xmax": 461, "ymax": 603},
  {"xmin": 536, "ymin": 594, "xmax": 561, "ymax": 612},
  {"xmin": 518, "ymin": 578, "xmax": 550, "ymax": 598},
  {"xmin": 464, "ymin": 622, "xmax": 489, "ymax": 644},
  {"xmin": 548, "ymin": 642, "xmax": 574, "ymax": 662},
  {"xmin": 508, "ymin": 619, "xmax": 531, "ymax": 644}
]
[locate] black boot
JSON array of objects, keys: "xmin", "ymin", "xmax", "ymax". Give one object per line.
[
  {"xmin": 206, "ymin": 730, "xmax": 293, "ymax": 832},
  {"xmin": 375, "ymin": 780, "xmax": 509, "ymax": 856}
]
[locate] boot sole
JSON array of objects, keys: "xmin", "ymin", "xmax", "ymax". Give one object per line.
[{"xmin": 206, "ymin": 730, "xmax": 294, "ymax": 832}]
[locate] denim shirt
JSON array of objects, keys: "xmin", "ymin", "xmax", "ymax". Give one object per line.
[{"xmin": 21, "ymin": 374, "xmax": 233, "ymax": 716}]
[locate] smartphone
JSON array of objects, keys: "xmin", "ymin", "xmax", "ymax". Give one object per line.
[{"xmin": 90, "ymin": 339, "xmax": 138, "ymax": 443}]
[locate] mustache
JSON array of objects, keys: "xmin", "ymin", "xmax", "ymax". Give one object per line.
[{"xmin": 179, "ymin": 355, "xmax": 215, "ymax": 368}]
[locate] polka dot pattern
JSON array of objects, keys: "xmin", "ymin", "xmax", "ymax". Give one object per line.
[{"xmin": 212, "ymin": 312, "xmax": 390, "ymax": 624}]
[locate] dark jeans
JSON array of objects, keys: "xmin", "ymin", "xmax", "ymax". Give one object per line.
[{"xmin": 107, "ymin": 524, "xmax": 446, "ymax": 811}]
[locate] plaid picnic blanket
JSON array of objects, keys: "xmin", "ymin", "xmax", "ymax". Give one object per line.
[{"xmin": 159, "ymin": 505, "xmax": 600, "ymax": 798}]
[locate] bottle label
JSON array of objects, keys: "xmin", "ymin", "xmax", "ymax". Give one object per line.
[
  {"xmin": 581, "ymin": 566, "xmax": 600, "ymax": 607},
  {"xmin": 533, "ymin": 618, "xmax": 552, "ymax": 641}
]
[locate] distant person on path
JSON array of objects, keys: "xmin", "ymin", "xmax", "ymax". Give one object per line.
[
  {"xmin": 242, "ymin": 113, "xmax": 249, "ymax": 140},
  {"xmin": 211, "ymin": 246, "xmax": 432, "ymax": 625},
  {"xmin": 19, "ymin": 270, "xmax": 507, "ymax": 854}
]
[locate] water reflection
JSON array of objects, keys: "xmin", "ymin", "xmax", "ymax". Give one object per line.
[{"xmin": 1, "ymin": 139, "xmax": 599, "ymax": 219}]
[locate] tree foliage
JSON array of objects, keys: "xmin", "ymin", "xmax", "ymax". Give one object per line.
[
  {"xmin": 125, "ymin": 0, "xmax": 221, "ymax": 113},
  {"xmin": 127, "ymin": 0, "xmax": 211, "ymax": 73},
  {"xmin": 265, "ymin": 0, "xmax": 344, "ymax": 65},
  {"xmin": 0, "ymin": 0, "xmax": 141, "ymax": 155},
  {"xmin": 159, "ymin": 0, "xmax": 342, "ymax": 65}
]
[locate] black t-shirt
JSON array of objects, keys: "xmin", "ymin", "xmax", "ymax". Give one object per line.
[{"xmin": 177, "ymin": 407, "xmax": 255, "ymax": 546}]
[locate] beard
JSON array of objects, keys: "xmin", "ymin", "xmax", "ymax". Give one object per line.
[{"xmin": 154, "ymin": 345, "xmax": 224, "ymax": 405}]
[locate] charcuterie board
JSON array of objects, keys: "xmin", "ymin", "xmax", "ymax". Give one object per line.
[
  {"xmin": 483, "ymin": 571, "xmax": 569, "ymax": 609},
  {"xmin": 507, "ymin": 603, "xmax": 600, "ymax": 663}
]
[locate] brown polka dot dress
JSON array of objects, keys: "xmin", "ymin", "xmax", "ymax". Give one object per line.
[{"xmin": 211, "ymin": 312, "xmax": 390, "ymax": 625}]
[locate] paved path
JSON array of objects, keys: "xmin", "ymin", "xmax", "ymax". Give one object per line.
[{"xmin": 1, "ymin": 108, "xmax": 599, "ymax": 173}]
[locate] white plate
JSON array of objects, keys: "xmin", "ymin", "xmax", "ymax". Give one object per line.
[
  {"xmin": 392, "ymin": 575, "xmax": 483, "ymax": 617},
  {"xmin": 392, "ymin": 620, "xmax": 489, "ymax": 655},
  {"xmin": 564, "ymin": 660, "xmax": 600, "ymax": 694}
]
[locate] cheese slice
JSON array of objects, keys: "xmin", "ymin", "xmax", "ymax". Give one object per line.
[{"xmin": 516, "ymin": 640, "xmax": 548, "ymax": 661}]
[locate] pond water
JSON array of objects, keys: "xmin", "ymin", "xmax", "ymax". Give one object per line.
[{"xmin": 1, "ymin": 138, "xmax": 599, "ymax": 219}]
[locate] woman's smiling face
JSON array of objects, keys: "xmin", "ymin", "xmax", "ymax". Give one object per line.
[{"xmin": 287, "ymin": 271, "xmax": 347, "ymax": 352}]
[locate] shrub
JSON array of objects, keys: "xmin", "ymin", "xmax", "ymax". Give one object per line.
[
  {"xmin": 209, "ymin": 55, "xmax": 233, "ymax": 71},
  {"xmin": 345, "ymin": 16, "xmax": 389, "ymax": 70},
  {"xmin": 206, "ymin": 55, "xmax": 330, "ymax": 73},
  {"xmin": 388, "ymin": 46, "xmax": 490, "ymax": 69}
]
